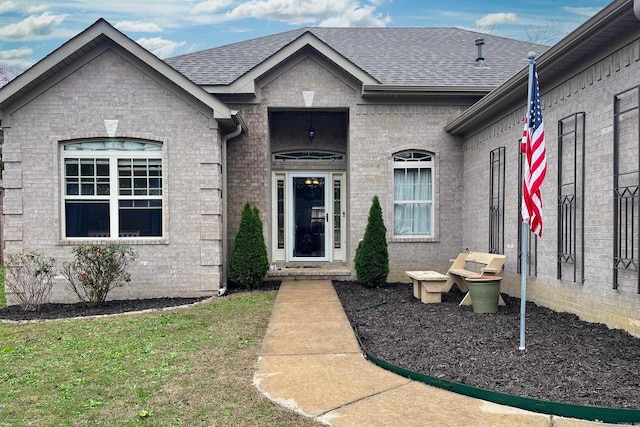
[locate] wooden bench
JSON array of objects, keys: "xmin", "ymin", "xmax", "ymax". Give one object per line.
[{"xmin": 445, "ymin": 252, "xmax": 507, "ymax": 306}]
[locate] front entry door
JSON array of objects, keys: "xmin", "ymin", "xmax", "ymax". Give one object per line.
[{"xmin": 289, "ymin": 173, "xmax": 329, "ymax": 261}]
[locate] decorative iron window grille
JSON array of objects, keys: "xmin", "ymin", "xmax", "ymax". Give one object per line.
[
  {"xmin": 557, "ymin": 112, "xmax": 585, "ymax": 283},
  {"xmin": 517, "ymin": 150, "xmax": 537, "ymax": 276},
  {"xmin": 489, "ymin": 147, "xmax": 505, "ymax": 254},
  {"xmin": 613, "ymin": 86, "xmax": 640, "ymax": 294}
]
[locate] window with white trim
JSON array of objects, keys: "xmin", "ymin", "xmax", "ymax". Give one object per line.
[
  {"xmin": 393, "ymin": 151, "xmax": 433, "ymax": 236},
  {"xmin": 62, "ymin": 140, "xmax": 163, "ymax": 239}
]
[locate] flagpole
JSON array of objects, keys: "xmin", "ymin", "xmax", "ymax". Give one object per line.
[{"xmin": 520, "ymin": 52, "xmax": 536, "ymax": 351}]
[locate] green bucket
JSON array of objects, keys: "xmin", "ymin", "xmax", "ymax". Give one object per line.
[{"xmin": 465, "ymin": 276, "xmax": 502, "ymax": 313}]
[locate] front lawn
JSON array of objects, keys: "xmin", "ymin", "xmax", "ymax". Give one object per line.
[{"xmin": 0, "ymin": 291, "xmax": 319, "ymax": 426}]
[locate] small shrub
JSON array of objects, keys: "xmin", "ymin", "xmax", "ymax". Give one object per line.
[
  {"xmin": 62, "ymin": 244, "xmax": 138, "ymax": 306},
  {"xmin": 355, "ymin": 195, "xmax": 389, "ymax": 287},
  {"xmin": 228, "ymin": 202, "xmax": 269, "ymax": 289},
  {"xmin": 5, "ymin": 251, "xmax": 56, "ymax": 311}
]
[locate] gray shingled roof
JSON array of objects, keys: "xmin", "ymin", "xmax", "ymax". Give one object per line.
[{"xmin": 165, "ymin": 27, "xmax": 548, "ymax": 88}]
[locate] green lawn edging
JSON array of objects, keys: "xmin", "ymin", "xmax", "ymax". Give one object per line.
[{"xmin": 355, "ymin": 328, "xmax": 640, "ymax": 425}]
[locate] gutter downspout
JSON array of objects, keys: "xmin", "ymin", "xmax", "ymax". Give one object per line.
[{"xmin": 218, "ymin": 114, "xmax": 244, "ymax": 296}]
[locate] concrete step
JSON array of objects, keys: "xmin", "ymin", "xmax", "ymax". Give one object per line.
[{"xmin": 266, "ymin": 262, "xmax": 353, "ymax": 281}]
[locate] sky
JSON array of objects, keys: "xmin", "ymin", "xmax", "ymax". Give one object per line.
[{"xmin": 0, "ymin": 0, "xmax": 610, "ymax": 74}]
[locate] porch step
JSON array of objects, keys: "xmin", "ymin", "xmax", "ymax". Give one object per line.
[{"xmin": 267, "ymin": 263, "xmax": 353, "ymax": 281}]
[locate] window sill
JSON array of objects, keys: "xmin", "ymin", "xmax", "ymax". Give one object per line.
[{"xmin": 59, "ymin": 238, "xmax": 168, "ymax": 246}]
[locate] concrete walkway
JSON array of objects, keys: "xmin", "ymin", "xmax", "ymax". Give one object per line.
[{"xmin": 254, "ymin": 280, "xmax": 628, "ymax": 426}]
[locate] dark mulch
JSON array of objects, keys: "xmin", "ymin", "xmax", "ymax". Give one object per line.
[
  {"xmin": 333, "ymin": 281, "xmax": 640, "ymax": 409},
  {"xmin": 0, "ymin": 297, "xmax": 210, "ymax": 321},
  {"xmin": 0, "ymin": 282, "xmax": 281, "ymax": 321}
]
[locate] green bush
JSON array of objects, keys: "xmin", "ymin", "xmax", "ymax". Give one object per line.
[
  {"xmin": 355, "ymin": 195, "xmax": 389, "ymax": 287},
  {"xmin": 4, "ymin": 252, "xmax": 56, "ymax": 311},
  {"xmin": 62, "ymin": 244, "xmax": 138, "ymax": 306},
  {"xmin": 229, "ymin": 202, "xmax": 269, "ymax": 289}
]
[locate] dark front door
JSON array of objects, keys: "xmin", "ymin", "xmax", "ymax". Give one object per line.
[{"xmin": 290, "ymin": 174, "xmax": 329, "ymax": 260}]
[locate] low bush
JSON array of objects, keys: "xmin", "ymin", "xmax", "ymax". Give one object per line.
[
  {"xmin": 62, "ymin": 244, "xmax": 138, "ymax": 306},
  {"xmin": 5, "ymin": 251, "xmax": 56, "ymax": 311}
]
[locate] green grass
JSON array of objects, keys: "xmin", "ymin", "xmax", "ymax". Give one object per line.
[{"xmin": 0, "ymin": 291, "xmax": 320, "ymax": 427}]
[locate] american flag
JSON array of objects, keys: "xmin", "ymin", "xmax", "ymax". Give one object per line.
[{"xmin": 521, "ymin": 63, "xmax": 546, "ymax": 238}]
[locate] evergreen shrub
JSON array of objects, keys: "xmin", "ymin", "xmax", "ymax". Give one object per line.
[
  {"xmin": 229, "ymin": 202, "xmax": 269, "ymax": 289},
  {"xmin": 354, "ymin": 195, "xmax": 389, "ymax": 287}
]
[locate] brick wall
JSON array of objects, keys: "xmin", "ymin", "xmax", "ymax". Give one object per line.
[
  {"xmin": 460, "ymin": 34, "xmax": 640, "ymax": 336},
  {"xmin": 350, "ymin": 104, "xmax": 467, "ymax": 281},
  {"xmin": 3, "ymin": 49, "xmax": 223, "ymax": 303}
]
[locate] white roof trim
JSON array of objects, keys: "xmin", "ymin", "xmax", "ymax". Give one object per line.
[
  {"xmin": 0, "ymin": 18, "xmax": 234, "ymax": 121},
  {"xmin": 207, "ymin": 31, "xmax": 379, "ymax": 95}
]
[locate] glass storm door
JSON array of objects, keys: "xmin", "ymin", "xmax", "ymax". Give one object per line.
[{"xmin": 289, "ymin": 174, "xmax": 330, "ymax": 261}]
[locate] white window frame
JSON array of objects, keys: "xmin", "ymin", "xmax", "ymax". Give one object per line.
[
  {"xmin": 61, "ymin": 140, "xmax": 163, "ymax": 240},
  {"xmin": 393, "ymin": 151, "xmax": 434, "ymax": 237}
]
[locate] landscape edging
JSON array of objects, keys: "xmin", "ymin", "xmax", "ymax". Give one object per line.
[{"xmin": 354, "ymin": 327, "xmax": 640, "ymax": 425}]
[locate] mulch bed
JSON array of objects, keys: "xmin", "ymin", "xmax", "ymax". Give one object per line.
[
  {"xmin": 333, "ymin": 281, "xmax": 640, "ymax": 409},
  {"xmin": 0, "ymin": 282, "xmax": 281, "ymax": 321},
  {"xmin": 0, "ymin": 297, "xmax": 210, "ymax": 321}
]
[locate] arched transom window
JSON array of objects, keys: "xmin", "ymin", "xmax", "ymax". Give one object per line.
[{"xmin": 393, "ymin": 151, "xmax": 433, "ymax": 236}]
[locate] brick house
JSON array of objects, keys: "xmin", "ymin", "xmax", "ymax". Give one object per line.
[{"xmin": 0, "ymin": 0, "xmax": 639, "ymax": 335}]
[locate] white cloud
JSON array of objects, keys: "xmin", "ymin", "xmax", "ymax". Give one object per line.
[
  {"xmin": 320, "ymin": 5, "xmax": 390, "ymax": 27},
  {"xmin": 194, "ymin": 0, "xmax": 233, "ymax": 13},
  {"xmin": 115, "ymin": 21, "xmax": 163, "ymax": 32},
  {"xmin": 26, "ymin": 5, "xmax": 49, "ymax": 13},
  {"xmin": 136, "ymin": 37, "xmax": 188, "ymax": 58},
  {"xmin": 227, "ymin": 0, "xmax": 389, "ymax": 26},
  {"xmin": 0, "ymin": 13, "xmax": 65, "ymax": 41},
  {"xmin": 0, "ymin": 47, "xmax": 36, "ymax": 70},
  {"xmin": 475, "ymin": 12, "xmax": 519, "ymax": 28},
  {"xmin": 0, "ymin": 0, "xmax": 15, "ymax": 13},
  {"xmin": 0, "ymin": 47, "xmax": 33, "ymax": 60},
  {"xmin": 563, "ymin": 6, "xmax": 601, "ymax": 17}
]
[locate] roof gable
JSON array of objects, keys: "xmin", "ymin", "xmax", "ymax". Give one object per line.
[
  {"xmin": 0, "ymin": 18, "xmax": 237, "ymax": 127},
  {"xmin": 178, "ymin": 30, "xmax": 379, "ymax": 96},
  {"xmin": 165, "ymin": 27, "xmax": 548, "ymax": 93}
]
